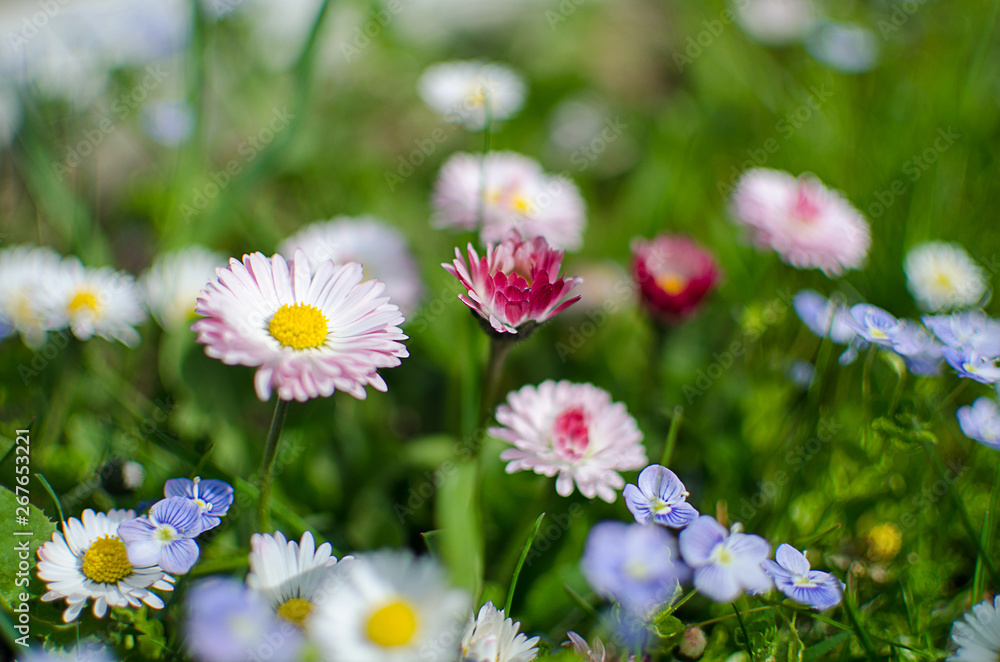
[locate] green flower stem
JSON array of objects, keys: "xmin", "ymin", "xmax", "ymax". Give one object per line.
[
  {"xmin": 257, "ymin": 398, "xmax": 290, "ymax": 532},
  {"xmin": 660, "ymin": 405, "xmax": 684, "ymax": 467},
  {"xmin": 842, "ymin": 589, "xmax": 879, "ymax": 662},
  {"xmin": 732, "ymin": 602, "xmax": 756, "ymax": 662},
  {"xmin": 477, "ymin": 336, "xmax": 515, "ymax": 440}
]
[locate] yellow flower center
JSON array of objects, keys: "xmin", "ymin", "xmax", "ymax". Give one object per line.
[
  {"xmin": 511, "ymin": 194, "xmax": 533, "ymax": 216},
  {"xmin": 468, "ymin": 86, "xmax": 487, "ymax": 107},
  {"xmin": 81, "ymin": 535, "xmax": 133, "ymax": 584},
  {"xmin": 268, "ymin": 303, "xmax": 329, "ymax": 350},
  {"xmin": 366, "ymin": 600, "xmax": 418, "ymax": 648},
  {"xmin": 933, "ymin": 272, "xmax": 954, "ymax": 291},
  {"xmin": 655, "ymin": 273, "xmax": 687, "ymax": 296},
  {"xmin": 277, "ymin": 598, "xmax": 313, "ymax": 628},
  {"xmin": 69, "ymin": 291, "xmax": 99, "ymax": 316}
]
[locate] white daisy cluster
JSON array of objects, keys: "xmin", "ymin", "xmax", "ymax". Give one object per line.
[
  {"xmin": 0, "ymin": 245, "xmax": 145, "ymax": 348},
  {"xmin": 0, "ymin": 244, "xmax": 240, "ymax": 349},
  {"xmin": 185, "ymin": 538, "xmax": 540, "ymax": 662}
]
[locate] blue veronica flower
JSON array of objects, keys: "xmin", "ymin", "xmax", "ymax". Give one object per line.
[
  {"xmin": 623, "ymin": 465, "xmax": 699, "ymax": 529},
  {"xmin": 923, "ymin": 310, "xmax": 1000, "ymax": 357},
  {"xmin": 793, "ymin": 291, "xmax": 855, "ymax": 344},
  {"xmin": 942, "ymin": 348, "xmax": 1000, "ymax": 384},
  {"xmin": 678, "ymin": 516, "xmax": 771, "ymax": 603},
  {"xmin": 581, "ymin": 521, "xmax": 691, "ymax": 617},
  {"xmin": 165, "ymin": 476, "xmax": 234, "ymax": 530},
  {"xmin": 117, "ymin": 497, "xmax": 204, "ymax": 574},
  {"xmin": 890, "ymin": 320, "xmax": 944, "ymax": 376},
  {"xmin": 185, "ymin": 578, "xmax": 302, "ymax": 662},
  {"xmin": 762, "ymin": 544, "xmax": 843, "ymax": 611},
  {"xmin": 844, "ymin": 304, "xmax": 900, "ymax": 347},
  {"xmin": 957, "ymin": 398, "xmax": 1000, "ymax": 450}
]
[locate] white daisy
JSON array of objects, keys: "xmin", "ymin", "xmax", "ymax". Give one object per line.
[
  {"xmin": 36, "ymin": 509, "xmax": 175, "ymax": 623},
  {"xmin": 904, "ymin": 242, "xmax": 987, "ymax": 312},
  {"xmin": 947, "ymin": 595, "xmax": 1000, "ymax": 662},
  {"xmin": 418, "ymin": 60, "xmax": 526, "ymax": 131},
  {"xmin": 278, "ymin": 217, "xmax": 424, "ymax": 316},
  {"xmin": 192, "ymin": 250, "xmax": 409, "ymax": 402},
  {"xmin": 246, "ymin": 530, "xmax": 351, "ymax": 629},
  {"xmin": 39, "ymin": 257, "xmax": 146, "ymax": 346},
  {"xmin": 490, "ymin": 380, "xmax": 648, "ymax": 503},
  {"xmin": 309, "ymin": 551, "xmax": 470, "ymax": 662},
  {"xmin": 139, "ymin": 246, "xmax": 225, "ymax": 329},
  {"xmin": 460, "ymin": 601, "xmax": 539, "ymax": 662},
  {"xmin": 0, "ymin": 244, "xmax": 63, "ymax": 348},
  {"xmin": 432, "ymin": 152, "xmax": 587, "ymax": 252}
]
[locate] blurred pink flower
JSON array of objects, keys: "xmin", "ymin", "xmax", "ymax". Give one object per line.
[
  {"xmin": 490, "ymin": 380, "xmax": 647, "ymax": 502},
  {"xmin": 443, "ymin": 235, "xmax": 581, "ymax": 335},
  {"xmin": 432, "ymin": 151, "xmax": 586, "ymax": 251},
  {"xmin": 730, "ymin": 168, "xmax": 870, "ymax": 275},
  {"xmin": 632, "ymin": 235, "xmax": 720, "ymax": 323},
  {"xmin": 192, "ymin": 251, "xmax": 408, "ymax": 402}
]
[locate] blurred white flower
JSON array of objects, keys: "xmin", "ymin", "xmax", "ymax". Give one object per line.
[
  {"xmin": 0, "ymin": 0, "xmax": 188, "ymax": 103},
  {"xmin": 905, "ymin": 242, "xmax": 987, "ymax": 312},
  {"xmin": 733, "ymin": 0, "xmax": 817, "ymax": 45},
  {"xmin": 140, "ymin": 246, "xmax": 225, "ymax": 329},
  {"xmin": 432, "ymin": 151, "xmax": 587, "ymax": 251},
  {"xmin": 40, "ymin": 257, "xmax": 146, "ymax": 346},
  {"xmin": 418, "ymin": 60, "xmax": 526, "ymax": 131},
  {"xmin": 279, "ymin": 216, "xmax": 424, "ymax": 316}
]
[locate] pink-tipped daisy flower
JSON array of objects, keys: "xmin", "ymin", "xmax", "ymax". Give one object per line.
[
  {"xmin": 432, "ymin": 151, "xmax": 586, "ymax": 251},
  {"xmin": 730, "ymin": 168, "xmax": 870, "ymax": 276},
  {"xmin": 490, "ymin": 380, "xmax": 648, "ymax": 502},
  {"xmin": 443, "ymin": 234, "xmax": 581, "ymax": 336},
  {"xmin": 192, "ymin": 251, "xmax": 408, "ymax": 402}
]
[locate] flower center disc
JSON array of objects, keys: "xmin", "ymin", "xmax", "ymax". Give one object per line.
[
  {"xmin": 81, "ymin": 535, "xmax": 133, "ymax": 584},
  {"xmin": 366, "ymin": 600, "xmax": 418, "ymax": 648},
  {"xmin": 268, "ymin": 303, "xmax": 329, "ymax": 350},
  {"xmin": 553, "ymin": 407, "xmax": 590, "ymax": 460},
  {"xmin": 69, "ymin": 291, "xmax": 99, "ymax": 315},
  {"xmin": 277, "ymin": 598, "xmax": 313, "ymax": 628},
  {"xmin": 655, "ymin": 273, "xmax": 687, "ymax": 296}
]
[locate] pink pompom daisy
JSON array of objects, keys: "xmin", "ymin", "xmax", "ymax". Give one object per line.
[
  {"xmin": 192, "ymin": 251, "xmax": 408, "ymax": 402},
  {"xmin": 730, "ymin": 168, "xmax": 870, "ymax": 275},
  {"xmin": 490, "ymin": 380, "xmax": 647, "ymax": 502},
  {"xmin": 432, "ymin": 151, "xmax": 586, "ymax": 251},
  {"xmin": 443, "ymin": 234, "xmax": 581, "ymax": 336}
]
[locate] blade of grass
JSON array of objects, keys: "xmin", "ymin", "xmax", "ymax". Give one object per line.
[
  {"xmin": 842, "ymin": 590, "xmax": 879, "ymax": 662},
  {"xmin": 973, "ymin": 456, "xmax": 1000, "ymax": 602},
  {"xmin": 34, "ymin": 473, "xmax": 66, "ymax": 524},
  {"xmin": 732, "ymin": 602, "xmax": 756, "ymax": 662},
  {"xmin": 660, "ymin": 405, "xmax": 684, "ymax": 467},
  {"xmin": 504, "ymin": 513, "xmax": 546, "ymax": 615}
]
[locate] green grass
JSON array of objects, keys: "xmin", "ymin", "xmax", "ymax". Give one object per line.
[{"xmin": 3, "ymin": 0, "xmax": 1000, "ymax": 659}]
